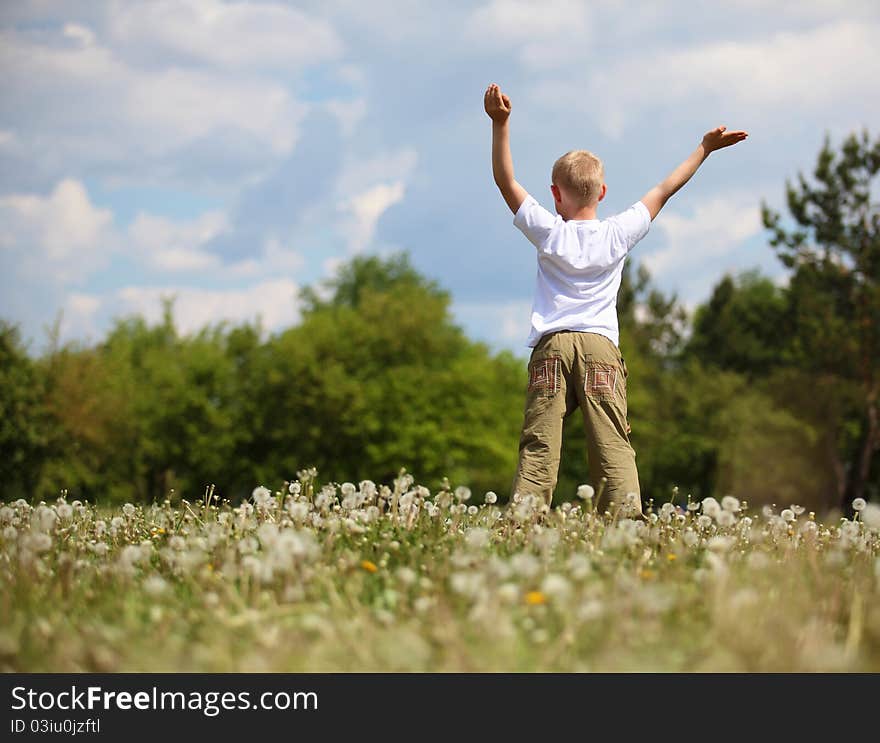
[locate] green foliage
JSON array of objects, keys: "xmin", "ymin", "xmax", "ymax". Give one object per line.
[
  {"xmin": 0, "ymin": 322, "xmax": 48, "ymax": 499},
  {"xmin": 686, "ymin": 271, "xmax": 791, "ymax": 376},
  {"xmin": 762, "ymin": 130, "xmax": 880, "ymax": 505}
]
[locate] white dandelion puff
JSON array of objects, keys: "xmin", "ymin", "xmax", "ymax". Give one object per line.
[{"xmin": 721, "ymin": 496, "xmax": 740, "ymax": 512}]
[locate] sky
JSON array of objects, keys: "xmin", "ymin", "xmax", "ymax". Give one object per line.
[{"xmin": 1, "ymin": 0, "xmax": 878, "ymax": 359}]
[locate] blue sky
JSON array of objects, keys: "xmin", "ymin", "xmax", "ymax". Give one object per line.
[{"xmin": 1, "ymin": 0, "xmax": 878, "ymax": 358}]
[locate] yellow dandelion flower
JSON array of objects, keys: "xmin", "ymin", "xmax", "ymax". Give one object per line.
[
  {"xmin": 361, "ymin": 560, "xmax": 378, "ymax": 573},
  {"xmin": 525, "ymin": 591, "xmax": 546, "ymax": 605},
  {"xmin": 640, "ymin": 569, "xmax": 656, "ymax": 580},
  {"xmin": 667, "ymin": 554, "xmax": 677, "ymax": 562}
]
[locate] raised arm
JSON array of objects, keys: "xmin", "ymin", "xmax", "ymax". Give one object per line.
[
  {"xmin": 484, "ymin": 83, "xmax": 528, "ymax": 215},
  {"xmin": 640, "ymin": 125, "xmax": 749, "ymax": 220}
]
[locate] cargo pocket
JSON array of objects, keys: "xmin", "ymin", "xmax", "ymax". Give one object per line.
[
  {"xmin": 528, "ymin": 354, "xmax": 562, "ymax": 398},
  {"xmin": 620, "ymin": 356, "xmax": 631, "ymax": 435},
  {"xmin": 584, "ymin": 361, "xmax": 621, "ymax": 403}
]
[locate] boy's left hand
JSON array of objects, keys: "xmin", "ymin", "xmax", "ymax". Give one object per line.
[
  {"xmin": 702, "ymin": 125, "xmax": 748, "ymax": 152},
  {"xmin": 484, "ymin": 83, "xmax": 512, "ymax": 124}
]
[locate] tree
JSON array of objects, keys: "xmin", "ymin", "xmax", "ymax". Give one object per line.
[
  {"xmin": 762, "ymin": 130, "xmax": 880, "ymax": 506},
  {"xmin": 686, "ymin": 270, "xmax": 792, "ymax": 376},
  {"xmin": 0, "ymin": 322, "xmax": 47, "ymax": 499}
]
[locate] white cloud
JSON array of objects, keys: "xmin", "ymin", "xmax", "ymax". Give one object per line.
[
  {"xmin": 332, "ymin": 147, "xmax": 418, "ymax": 252},
  {"xmin": 107, "ymin": 0, "xmax": 343, "ymax": 71},
  {"xmin": 0, "ymin": 23, "xmax": 310, "ymax": 188},
  {"xmin": 61, "ymin": 292, "xmax": 102, "ymax": 340},
  {"xmin": 224, "ymin": 237, "xmax": 305, "ymax": 279},
  {"xmin": 641, "ymin": 193, "xmax": 763, "ymax": 279},
  {"xmin": 62, "ymin": 22, "xmax": 96, "ymax": 47},
  {"xmin": 467, "ymin": 0, "xmax": 590, "ymax": 69},
  {"xmin": 0, "ymin": 178, "xmax": 114, "ymax": 284},
  {"xmin": 128, "ymin": 210, "xmax": 229, "ymax": 273},
  {"xmin": 344, "ymin": 182, "xmax": 406, "ymax": 252},
  {"xmin": 114, "ymin": 279, "xmax": 300, "ymax": 336},
  {"xmin": 555, "ymin": 20, "xmax": 880, "ymax": 137}
]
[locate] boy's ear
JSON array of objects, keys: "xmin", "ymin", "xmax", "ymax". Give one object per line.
[
  {"xmin": 597, "ymin": 183, "xmax": 607, "ymax": 203},
  {"xmin": 550, "ymin": 184, "xmax": 562, "ymax": 204}
]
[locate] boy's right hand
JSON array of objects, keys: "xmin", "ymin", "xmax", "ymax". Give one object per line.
[
  {"xmin": 484, "ymin": 83, "xmax": 512, "ymax": 124},
  {"xmin": 702, "ymin": 125, "xmax": 748, "ymax": 153}
]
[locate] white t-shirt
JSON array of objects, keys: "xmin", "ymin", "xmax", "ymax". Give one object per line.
[{"xmin": 513, "ymin": 195, "xmax": 651, "ymax": 348}]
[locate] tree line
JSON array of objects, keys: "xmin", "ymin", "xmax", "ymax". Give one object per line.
[{"xmin": 2, "ymin": 133, "xmax": 877, "ymax": 513}]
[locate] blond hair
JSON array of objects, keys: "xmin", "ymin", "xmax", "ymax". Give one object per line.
[{"xmin": 552, "ymin": 150, "xmax": 605, "ymax": 207}]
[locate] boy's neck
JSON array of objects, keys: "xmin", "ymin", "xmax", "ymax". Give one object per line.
[{"xmin": 563, "ymin": 205, "xmax": 599, "ymax": 221}]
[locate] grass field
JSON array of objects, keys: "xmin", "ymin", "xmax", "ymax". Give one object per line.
[{"xmin": 2, "ymin": 472, "xmax": 879, "ymax": 672}]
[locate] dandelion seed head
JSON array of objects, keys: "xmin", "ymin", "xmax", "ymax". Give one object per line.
[
  {"xmin": 577, "ymin": 484, "xmax": 594, "ymax": 501},
  {"xmin": 852, "ymin": 498, "xmax": 867, "ymax": 512},
  {"xmin": 484, "ymin": 491, "xmax": 498, "ymax": 505},
  {"xmin": 721, "ymin": 496, "xmax": 740, "ymax": 512},
  {"xmin": 861, "ymin": 503, "xmax": 880, "ymax": 531},
  {"xmin": 465, "ymin": 527, "xmax": 490, "ymax": 550}
]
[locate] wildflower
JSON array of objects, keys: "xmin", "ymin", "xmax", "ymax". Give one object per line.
[
  {"xmin": 852, "ymin": 498, "xmax": 867, "ymax": 512},
  {"xmin": 467, "ymin": 505, "xmax": 478, "ymax": 516},
  {"xmin": 577, "ymin": 599, "xmax": 604, "ymax": 621},
  {"xmin": 252, "ymin": 486, "xmax": 272, "ymax": 508},
  {"xmin": 525, "ymin": 591, "xmax": 546, "ymax": 605},
  {"xmin": 639, "ymin": 569, "xmax": 655, "ymax": 580},
  {"xmin": 56, "ymin": 504, "xmax": 73, "ymax": 521},
  {"xmin": 716, "ymin": 510, "xmax": 736, "ymax": 528},
  {"xmin": 577, "ymin": 484, "xmax": 594, "ymax": 501},
  {"xmin": 667, "ymin": 553, "xmax": 677, "ymax": 562},
  {"xmin": 288, "ymin": 501, "xmax": 309, "ymax": 521},
  {"xmin": 122, "ymin": 503, "xmax": 136, "ymax": 517},
  {"xmin": 465, "ymin": 527, "xmax": 490, "ymax": 550},
  {"xmin": 541, "ymin": 574, "xmax": 571, "ymax": 603},
  {"xmin": 861, "ymin": 504, "xmax": 880, "ymax": 531},
  {"xmin": 721, "ymin": 496, "xmax": 740, "ymax": 512},
  {"xmin": 0, "ymin": 507, "xmax": 14, "ymax": 524},
  {"xmin": 288, "ymin": 482, "xmax": 301, "ymax": 495},
  {"xmin": 143, "ymin": 575, "xmax": 168, "ymax": 597},
  {"xmin": 360, "ymin": 560, "xmax": 378, "ymax": 573},
  {"xmin": 707, "ymin": 536, "xmax": 735, "ymax": 553},
  {"xmin": 701, "ymin": 497, "xmax": 720, "ymax": 518},
  {"xmin": 34, "ymin": 507, "xmax": 56, "ymax": 533},
  {"xmin": 396, "ymin": 567, "xmax": 417, "ymax": 586},
  {"xmin": 484, "ymin": 491, "xmax": 498, "ymax": 505},
  {"xmin": 555, "ymin": 555, "xmax": 586, "ymax": 582},
  {"xmin": 781, "ymin": 509, "xmax": 795, "ymax": 522},
  {"xmin": 28, "ymin": 533, "xmax": 52, "ymax": 553},
  {"xmin": 450, "ymin": 572, "xmax": 483, "ymax": 598},
  {"xmin": 454, "ymin": 486, "xmax": 472, "ymax": 503},
  {"xmin": 510, "ymin": 553, "xmax": 540, "ymax": 579}
]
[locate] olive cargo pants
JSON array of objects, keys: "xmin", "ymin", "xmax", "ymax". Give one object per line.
[{"xmin": 511, "ymin": 330, "xmax": 641, "ymax": 513}]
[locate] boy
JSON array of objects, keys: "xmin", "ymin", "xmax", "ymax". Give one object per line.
[{"xmin": 484, "ymin": 82, "xmax": 747, "ymax": 515}]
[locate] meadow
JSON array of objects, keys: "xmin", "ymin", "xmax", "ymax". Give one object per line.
[{"xmin": 2, "ymin": 471, "xmax": 879, "ymax": 672}]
